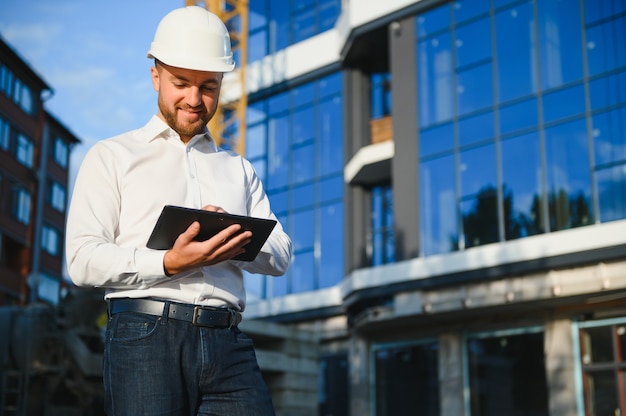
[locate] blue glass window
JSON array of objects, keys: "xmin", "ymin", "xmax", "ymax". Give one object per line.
[
  {"xmin": 592, "ymin": 106, "xmax": 626, "ymax": 222},
  {"xmin": 543, "ymin": 84, "xmax": 586, "ymax": 124},
  {"xmin": 292, "ymin": 106, "xmax": 315, "ymax": 145},
  {"xmin": 318, "ymin": 96, "xmax": 343, "ymax": 176},
  {"xmin": 319, "ymin": 175, "xmax": 343, "ymax": 204},
  {"xmin": 495, "ymin": 3, "xmax": 537, "ymax": 103},
  {"xmin": 293, "ymin": 1, "xmax": 317, "ymax": 44},
  {"xmin": 319, "ymin": 0, "xmax": 341, "ymax": 31},
  {"xmin": 319, "ymin": 202, "xmax": 344, "ymax": 288},
  {"xmin": 457, "ymin": 62, "xmax": 493, "ymax": 116},
  {"xmin": 292, "ymin": 142, "xmax": 316, "ymax": 184},
  {"xmin": 501, "ymin": 132, "xmax": 544, "ymax": 238},
  {"xmin": 454, "ymin": 17, "xmax": 491, "ymax": 69},
  {"xmin": 453, "ymin": 0, "xmax": 490, "ymax": 24},
  {"xmin": 292, "ymin": 82, "xmax": 316, "ymax": 108},
  {"xmin": 292, "ymin": 183, "xmax": 316, "ymax": 211},
  {"xmin": 292, "ymin": 250, "xmax": 316, "ymax": 292},
  {"xmin": 249, "ymin": 0, "xmax": 268, "ymax": 31},
  {"xmin": 499, "ymin": 98, "xmax": 538, "ymax": 136},
  {"xmin": 585, "ymin": 15, "xmax": 626, "ymax": 77},
  {"xmin": 460, "ymin": 143, "xmax": 498, "ymax": 248},
  {"xmin": 538, "ymin": 0, "xmax": 583, "ymax": 89},
  {"xmin": 592, "ymin": 107, "xmax": 626, "ymax": 167},
  {"xmin": 458, "ymin": 111, "xmax": 494, "ymax": 147},
  {"xmin": 416, "ymin": 4, "xmax": 451, "ymax": 38},
  {"xmin": 246, "ymin": 124, "xmax": 267, "ymax": 160},
  {"xmin": 248, "ymin": 29, "xmax": 268, "ymax": 63},
  {"xmin": 415, "ymin": 0, "xmax": 626, "ymax": 258},
  {"xmin": 544, "ymin": 119, "xmax": 593, "ymax": 230},
  {"xmin": 596, "ymin": 165, "xmax": 626, "ymax": 223},
  {"xmin": 589, "ymin": 70, "xmax": 626, "ymax": 111},
  {"xmin": 292, "ymin": 208, "xmax": 315, "ymax": 253},
  {"xmin": 420, "ymin": 154, "xmax": 458, "ymax": 255},
  {"xmin": 584, "ymin": 0, "xmax": 626, "ymax": 25},
  {"xmin": 418, "ymin": 33, "xmax": 453, "ymax": 127},
  {"xmin": 246, "ymin": 72, "xmax": 344, "ymax": 298},
  {"xmin": 269, "ymin": 0, "xmax": 290, "ymax": 52},
  {"xmin": 268, "ymin": 115, "xmax": 289, "ymax": 190},
  {"xmin": 371, "ymin": 185, "xmax": 395, "ymax": 266},
  {"xmin": 420, "ymin": 122, "xmax": 454, "ymax": 157},
  {"xmin": 371, "ymin": 73, "xmax": 392, "ymax": 119},
  {"xmin": 318, "ymin": 72, "xmax": 342, "ymax": 98}
]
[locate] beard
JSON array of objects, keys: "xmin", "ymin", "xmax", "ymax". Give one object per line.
[{"xmin": 158, "ymin": 95, "xmax": 213, "ymax": 139}]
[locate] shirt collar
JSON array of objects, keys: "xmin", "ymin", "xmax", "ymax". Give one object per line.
[{"xmin": 144, "ymin": 115, "xmax": 218, "ymax": 152}]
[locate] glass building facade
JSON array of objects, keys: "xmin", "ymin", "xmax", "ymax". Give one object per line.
[
  {"xmin": 245, "ymin": 72, "xmax": 344, "ymax": 299},
  {"xmin": 241, "ymin": 1, "xmax": 626, "ymax": 415},
  {"xmin": 417, "ymin": 0, "xmax": 626, "ymax": 256}
]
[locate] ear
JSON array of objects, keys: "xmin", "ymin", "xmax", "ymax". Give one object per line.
[{"xmin": 151, "ymin": 66, "xmax": 160, "ymax": 92}]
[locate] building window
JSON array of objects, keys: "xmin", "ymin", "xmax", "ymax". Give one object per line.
[
  {"xmin": 13, "ymin": 186, "xmax": 31, "ymax": 225},
  {"xmin": 53, "ymin": 137, "xmax": 69, "ymax": 168},
  {"xmin": 370, "ymin": 184, "xmax": 394, "ymax": 266},
  {"xmin": 0, "ymin": 63, "xmax": 14, "ymax": 97},
  {"xmin": 319, "ymin": 353, "xmax": 349, "ymax": 416},
  {"xmin": 578, "ymin": 318, "xmax": 626, "ymax": 416},
  {"xmin": 16, "ymin": 133, "xmax": 34, "ymax": 168},
  {"xmin": 371, "ymin": 72, "xmax": 392, "ymax": 119},
  {"xmin": 248, "ymin": 0, "xmax": 341, "ymax": 63},
  {"xmin": 245, "ymin": 71, "xmax": 343, "ymax": 298},
  {"xmin": 416, "ymin": 0, "xmax": 626, "ymax": 256},
  {"xmin": 49, "ymin": 181, "xmax": 66, "ymax": 212},
  {"xmin": 41, "ymin": 225, "xmax": 60, "ymax": 256},
  {"xmin": 13, "ymin": 78, "xmax": 34, "ymax": 114},
  {"xmin": 373, "ymin": 341, "xmax": 440, "ymax": 416},
  {"xmin": 0, "ymin": 115, "xmax": 9, "ymax": 151},
  {"xmin": 466, "ymin": 328, "xmax": 549, "ymax": 416},
  {"xmin": 0, "ymin": 62, "xmax": 35, "ymax": 115}
]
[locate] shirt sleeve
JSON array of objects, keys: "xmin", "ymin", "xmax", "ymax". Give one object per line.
[
  {"xmin": 230, "ymin": 160, "xmax": 293, "ymax": 276},
  {"xmin": 65, "ymin": 142, "xmax": 169, "ymax": 289}
]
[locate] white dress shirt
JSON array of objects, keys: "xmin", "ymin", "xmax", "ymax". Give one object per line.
[{"xmin": 65, "ymin": 116, "xmax": 292, "ymax": 311}]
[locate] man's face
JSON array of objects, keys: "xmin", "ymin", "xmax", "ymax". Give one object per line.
[{"xmin": 151, "ymin": 61, "xmax": 223, "ymax": 143}]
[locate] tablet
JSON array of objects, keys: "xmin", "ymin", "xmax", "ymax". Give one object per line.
[{"xmin": 146, "ymin": 205, "xmax": 277, "ymax": 261}]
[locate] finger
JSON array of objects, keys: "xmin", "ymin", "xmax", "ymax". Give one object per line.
[
  {"xmin": 176, "ymin": 221, "xmax": 201, "ymax": 245},
  {"xmin": 211, "ymin": 224, "xmax": 243, "ymax": 244},
  {"xmin": 201, "ymin": 205, "xmax": 226, "ymax": 213}
]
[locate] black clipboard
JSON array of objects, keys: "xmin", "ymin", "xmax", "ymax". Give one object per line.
[{"xmin": 146, "ymin": 205, "xmax": 277, "ymax": 261}]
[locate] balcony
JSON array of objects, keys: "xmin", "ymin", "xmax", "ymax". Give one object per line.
[{"xmin": 344, "ymin": 115, "xmax": 394, "ymax": 186}]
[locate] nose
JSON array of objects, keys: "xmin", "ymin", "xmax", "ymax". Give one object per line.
[{"xmin": 186, "ymin": 86, "xmax": 202, "ymax": 108}]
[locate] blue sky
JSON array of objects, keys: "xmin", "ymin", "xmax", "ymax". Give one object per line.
[{"xmin": 0, "ymin": 1, "xmax": 185, "ymax": 186}]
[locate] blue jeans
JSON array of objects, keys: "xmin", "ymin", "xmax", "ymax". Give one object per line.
[{"xmin": 103, "ymin": 311, "xmax": 275, "ymax": 416}]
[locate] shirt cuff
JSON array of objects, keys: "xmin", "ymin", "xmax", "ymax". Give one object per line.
[{"xmin": 135, "ymin": 249, "xmax": 168, "ymax": 287}]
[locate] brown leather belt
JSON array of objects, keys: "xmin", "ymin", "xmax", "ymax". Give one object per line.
[{"xmin": 108, "ymin": 298, "xmax": 241, "ymax": 328}]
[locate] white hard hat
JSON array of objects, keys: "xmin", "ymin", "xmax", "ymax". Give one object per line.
[{"xmin": 147, "ymin": 6, "xmax": 235, "ymax": 72}]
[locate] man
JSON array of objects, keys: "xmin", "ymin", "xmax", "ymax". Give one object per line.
[{"xmin": 65, "ymin": 6, "xmax": 292, "ymax": 415}]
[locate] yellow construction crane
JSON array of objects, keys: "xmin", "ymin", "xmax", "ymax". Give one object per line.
[{"xmin": 185, "ymin": 0, "xmax": 248, "ymax": 155}]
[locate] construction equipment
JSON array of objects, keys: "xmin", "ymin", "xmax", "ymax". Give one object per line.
[
  {"xmin": 0, "ymin": 289, "xmax": 107, "ymax": 415},
  {"xmin": 185, "ymin": 0, "xmax": 249, "ymax": 155}
]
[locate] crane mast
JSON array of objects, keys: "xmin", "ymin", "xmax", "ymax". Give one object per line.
[{"xmin": 185, "ymin": 0, "xmax": 248, "ymax": 155}]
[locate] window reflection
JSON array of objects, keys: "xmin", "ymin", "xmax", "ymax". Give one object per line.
[
  {"xmin": 544, "ymin": 119, "xmax": 593, "ymax": 230},
  {"xmin": 501, "ymin": 132, "xmax": 544, "ymax": 239},
  {"xmin": 416, "ymin": 0, "xmax": 626, "ymax": 256},
  {"xmin": 418, "ymin": 33, "xmax": 453, "ymax": 127},
  {"xmin": 495, "ymin": 3, "xmax": 537, "ymax": 103},
  {"xmin": 246, "ymin": 73, "xmax": 344, "ymax": 297},
  {"xmin": 537, "ymin": 0, "xmax": 583, "ymax": 89},
  {"xmin": 420, "ymin": 155, "xmax": 458, "ymax": 255}
]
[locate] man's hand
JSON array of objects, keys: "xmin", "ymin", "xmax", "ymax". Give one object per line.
[{"xmin": 162, "ymin": 205, "xmax": 252, "ymax": 276}]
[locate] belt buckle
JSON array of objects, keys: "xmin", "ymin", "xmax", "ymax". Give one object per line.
[{"xmin": 192, "ymin": 306, "xmax": 209, "ymax": 327}]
